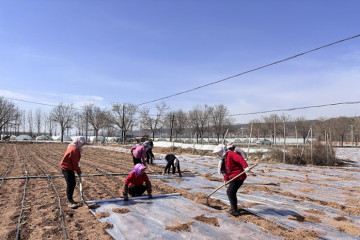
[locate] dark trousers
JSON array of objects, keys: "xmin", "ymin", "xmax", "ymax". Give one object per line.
[
  {"xmin": 164, "ymin": 160, "xmax": 180, "ymax": 174},
  {"xmin": 62, "ymin": 169, "xmax": 76, "ymax": 202},
  {"xmin": 146, "ymin": 149, "xmax": 154, "ymax": 164},
  {"xmin": 133, "ymin": 155, "xmax": 142, "ymax": 165},
  {"xmin": 226, "ymin": 179, "xmax": 245, "ymax": 211},
  {"xmin": 129, "ymin": 184, "xmax": 147, "ymax": 197}
]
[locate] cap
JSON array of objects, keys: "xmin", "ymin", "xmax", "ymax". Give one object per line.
[{"xmin": 227, "ymin": 142, "xmax": 235, "ymax": 148}]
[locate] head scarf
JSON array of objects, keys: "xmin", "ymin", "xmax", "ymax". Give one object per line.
[
  {"xmin": 174, "ymin": 158, "xmax": 179, "ymax": 168},
  {"xmin": 68, "ymin": 136, "xmax": 86, "ymax": 153},
  {"xmin": 213, "ymin": 144, "xmax": 228, "ymax": 160},
  {"xmin": 131, "ymin": 163, "xmax": 146, "ymax": 177},
  {"xmin": 213, "ymin": 144, "xmax": 228, "ymax": 175}
]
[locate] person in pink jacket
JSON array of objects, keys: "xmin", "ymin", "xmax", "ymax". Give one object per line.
[{"xmin": 130, "ymin": 145, "xmax": 147, "ymax": 166}]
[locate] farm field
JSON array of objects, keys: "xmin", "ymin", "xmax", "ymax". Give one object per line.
[{"xmin": 0, "ymin": 143, "xmax": 360, "ymax": 239}]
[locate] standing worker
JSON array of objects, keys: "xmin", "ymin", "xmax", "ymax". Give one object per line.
[
  {"xmin": 163, "ymin": 154, "xmax": 182, "ymax": 177},
  {"xmin": 213, "ymin": 144, "xmax": 249, "ymax": 216},
  {"xmin": 130, "ymin": 144, "xmax": 147, "ymax": 166},
  {"xmin": 144, "ymin": 139, "xmax": 154, "ymax": 164},
  {"xmin": 123, "ymin": 164, "xmax": 152, "ymax": 200},
  {"xmin": 60, "ymin": 136, "xmax": 86, "ymax": 209},
  {"xmin": 227, "ymin": 142, "xmax": 248, "ymax": 161}
]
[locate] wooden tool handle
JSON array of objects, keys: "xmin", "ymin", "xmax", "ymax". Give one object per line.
[{"xmin": 207, "ymin": 164, "xmax": 258, "ymax": 198}]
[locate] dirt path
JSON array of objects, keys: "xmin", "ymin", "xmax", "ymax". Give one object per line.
[{"xmin": 0, "ymin": 144, "xmax": 26, "ymax": 239}]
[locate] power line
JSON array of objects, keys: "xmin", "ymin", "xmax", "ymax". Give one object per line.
[
  {"xmin": 136, "ymin": 33, "xmax": 360, "ymax": 106},
  {"xmin": 2, "ymin": 97, "xmax": 82, "ymax": 110},
  {"xmin": 3, "ymin": 96, "xmax": 360, "ymax": 119},
  {"xmin": 228, "ymin": 101, "xmax": 360, "ymax": 116}
]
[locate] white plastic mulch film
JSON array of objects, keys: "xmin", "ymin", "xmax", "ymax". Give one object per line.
[
  {"xmin": 86, "ymin": 146, "xmax": 360, "ymax": 239},
  {"xmin": 89, "ymin": 195, "xmax": 281, "ymax": 240},
  {"xmin": 15, "ymin": 134, "xmax": 33, "ymax": 140}
]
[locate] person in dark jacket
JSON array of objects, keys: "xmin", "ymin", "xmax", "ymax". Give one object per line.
[
  {"xmin": 123, "ymin": 164, "xmax": 152, "ymax": 200},
  {"xmin": 60, "ymin": 136, "xmax": 86, "ymax": 209},
  {"xmin": 213, "ymin": 144, "xmax": 249, "ymax": 216},
  {"xmin": 144, "ymin": 140, "xmax": 154, "ymax": 164},
  {"xmin": 163, "ymin": 154, "xmax": 182, "ymax": 177}
]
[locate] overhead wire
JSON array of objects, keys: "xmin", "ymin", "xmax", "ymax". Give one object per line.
[
  {"xmin": 136, "ymin": 33, "xmax": 360, "ymax": 106},
  {"xmin": 2, "ymin": 33, "xmax": 360, "ymax": 121}
]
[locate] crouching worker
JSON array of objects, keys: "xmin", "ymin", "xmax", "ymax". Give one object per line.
[
  {"xmin": 123, "ymin": 164, "xmax": 152, "ymax": 201},
  {"xmin": 130, "ymin": 144, "xmax": 147, "ymax": 166},
  {"xmin": 213, "ymin": 144, "xmax": 249, "ymax": 216},
  {"xmin": 60, "ymin": 136, "xmax": 86, "ymax": 209},
  {"xmin": 163, "ymin": 154, "xmax": 182, "ymax": 177}
]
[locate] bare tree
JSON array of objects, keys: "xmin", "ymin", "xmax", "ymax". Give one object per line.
[
  {"xmin": 27, "ymin": 110, "xmax": 33, "ymax": 136},
  {"xmin": 353, "ymin": 116, "xmax": 360, "ymax": 146},
  {"xmin": 260, "ymin": 114, "xmax": 278, "ymax": 142},
  {"xmin": 140, "ymin": 101, "xmax": 169, "ymax": 140},
  {"xmin": 210, "ymin": 104, "xmax": 233, "ymax": 142},
  {"xmin": 51, "ymin": 103, "xmax": 76, "ymax": 142},
  {"xmin": 164, "ymin": 109, "xmax": 188, "ymax": 140},
  {"xmin": 276, "ymin": 114, "xmax": 292, "ymax": 138},
  {"xmin": 188, "ymin": 105, "xmax": 211, "ymax": 143},
  {"xmin": 294, "ymin": 116, "xmax": 312, "ymax": 143},
  {"xmin": 106, "ymin": 102, "xmax": 138, "ymax": 142},
  {"xmin": 21, "ymin": 110, "xmax": 27, "ymax": 134},
  {"xmin": 248, "ymin": 118, "xmax": 262, "ymax": 139},
  {"xmin": 0, "ymin": 97, "xmax": 20, "ymax": 137},
  {"xmin": 330, "ymin": 116, "xmax": 351, "ymax": 146},
  {"xmin": 82, "ymin": 103, "xmax": 106, "ymax": 142},
  {"xmin": 314, "ymin": 117, "xmax": 329, "ymax": 141},
  {"xmin": 35, "ymin": 109, "xmax": 42, "ymax": 136},
  {"xmin": 46, "ymin": 113, "xmax": 55, "ymax": 137},
  {"xmin": 74, "ymin": 111, "xmax": 85, "ymax": 136}
]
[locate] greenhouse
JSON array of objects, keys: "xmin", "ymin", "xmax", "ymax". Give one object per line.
[
  {"xmin": 157, "ymin": 138, "xmax": 168, "ymax": 142},
  {"xmin": 208, "ymin": 138, "xmax": 218, "ymax": 143},
  {"xmin": 16, "ymin": 135, "xmax": 33, "ymax": 140},
  {"xmin": 54, "ymin": 135, "xmax": 73, "ymax": 141},
  {"xmin": 92, "ymin": 136, "xmax": 104, "ymax": 142},
  {"xmin": 36, "ymin": 135, "xmax": 52, "ymax": 141},
  {"xmin": 183, "ymin": 138, "xmax": 195, "ymax": 143},
  {"xmin": 233, "ymin": 138, "xmax": 242, "ymax": 143}
]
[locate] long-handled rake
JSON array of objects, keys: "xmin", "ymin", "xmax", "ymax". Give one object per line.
[
  {"xmin": 79, "ymin": 175, "xmax": 99, "ymax": 209},
  {"xmin": 206, "ymin": 164, "xmax": 258, "ymax": 205}
]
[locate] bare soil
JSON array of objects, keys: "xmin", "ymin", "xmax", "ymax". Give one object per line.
[
  {"xmin": 165, "ymin": 221, "xmax": 194, "ymax": 232},
  {"xmin": 112, "ymin": 208, "xmax": 131, "ymax": 214},
  {"xmin": 96, "ymin": 212, "xmax": 110, "ymax": 219},
  {"xmin": 192, "ymin": 214, "xmax": 219, "ymax": 227}
]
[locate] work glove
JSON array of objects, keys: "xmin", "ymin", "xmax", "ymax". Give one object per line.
[
  {"xmin": 244, "ymin": 167, "xmax": 250, "ymax": 172},
  {"xmin": 77, "ymin": 171, "xmax": 82, "ymax": 176},
  {"xmin": 148, "ymin": 193, "xmax": 153, "ymax": 199},
  {"xmin": 123, "ymin": 194, "xmax": 128, "ymax": 201}
]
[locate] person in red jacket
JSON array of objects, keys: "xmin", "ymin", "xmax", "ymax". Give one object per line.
[
  {"xmin": 60, "ymin": 136, "xmax": 86, "ymax": 208},
  {"xmin": 213, "ymin": 144, "xmax": 249, "ymax": 216},
  {"xmin": 122, "ymin": 164, "xmax": 152, "ymax": 201}
]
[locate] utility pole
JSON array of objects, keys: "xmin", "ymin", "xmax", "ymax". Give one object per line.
[
  {"xmin": 283, "ymin": 123, "xmax": 286, "ymax": 163},
  {"xmin": 170, "ymin": 114, "xmax": 175, "ymax": 142},
  {"xmin": 274, "ymin": 117, "xmax": 276, "ymax": 147},
  {"xmin": 122, "ymin": 105, "xmax": 125, "ymax": 144},
  {"xmin": 85, "ymin": 109, "xmax": 88, "ymax": 142},
  {"xmin": 310, "ymin": 127, "xmax": 313, "ymax": 162},
  {"xmin": 351, "ymin": 125, "xmax": 354, "ymax": 148}
]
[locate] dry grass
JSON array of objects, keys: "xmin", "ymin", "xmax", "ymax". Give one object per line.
[{"xmin": 251, "ymin": 142, "xmax": 339, "ymax": 166}]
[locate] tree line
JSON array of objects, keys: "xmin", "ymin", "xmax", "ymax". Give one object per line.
[
  {"xmin": 245, "ymin": 113, "xmax": 360, "ymax": 146},
  {"xmin": 0, "ymin": 97, "xmax": 235, "ymax": 142}
]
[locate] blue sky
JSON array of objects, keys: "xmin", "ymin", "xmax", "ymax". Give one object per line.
[{"xmin": 0, "ymin": 1, "xmax": 360, "ymax": 123}]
